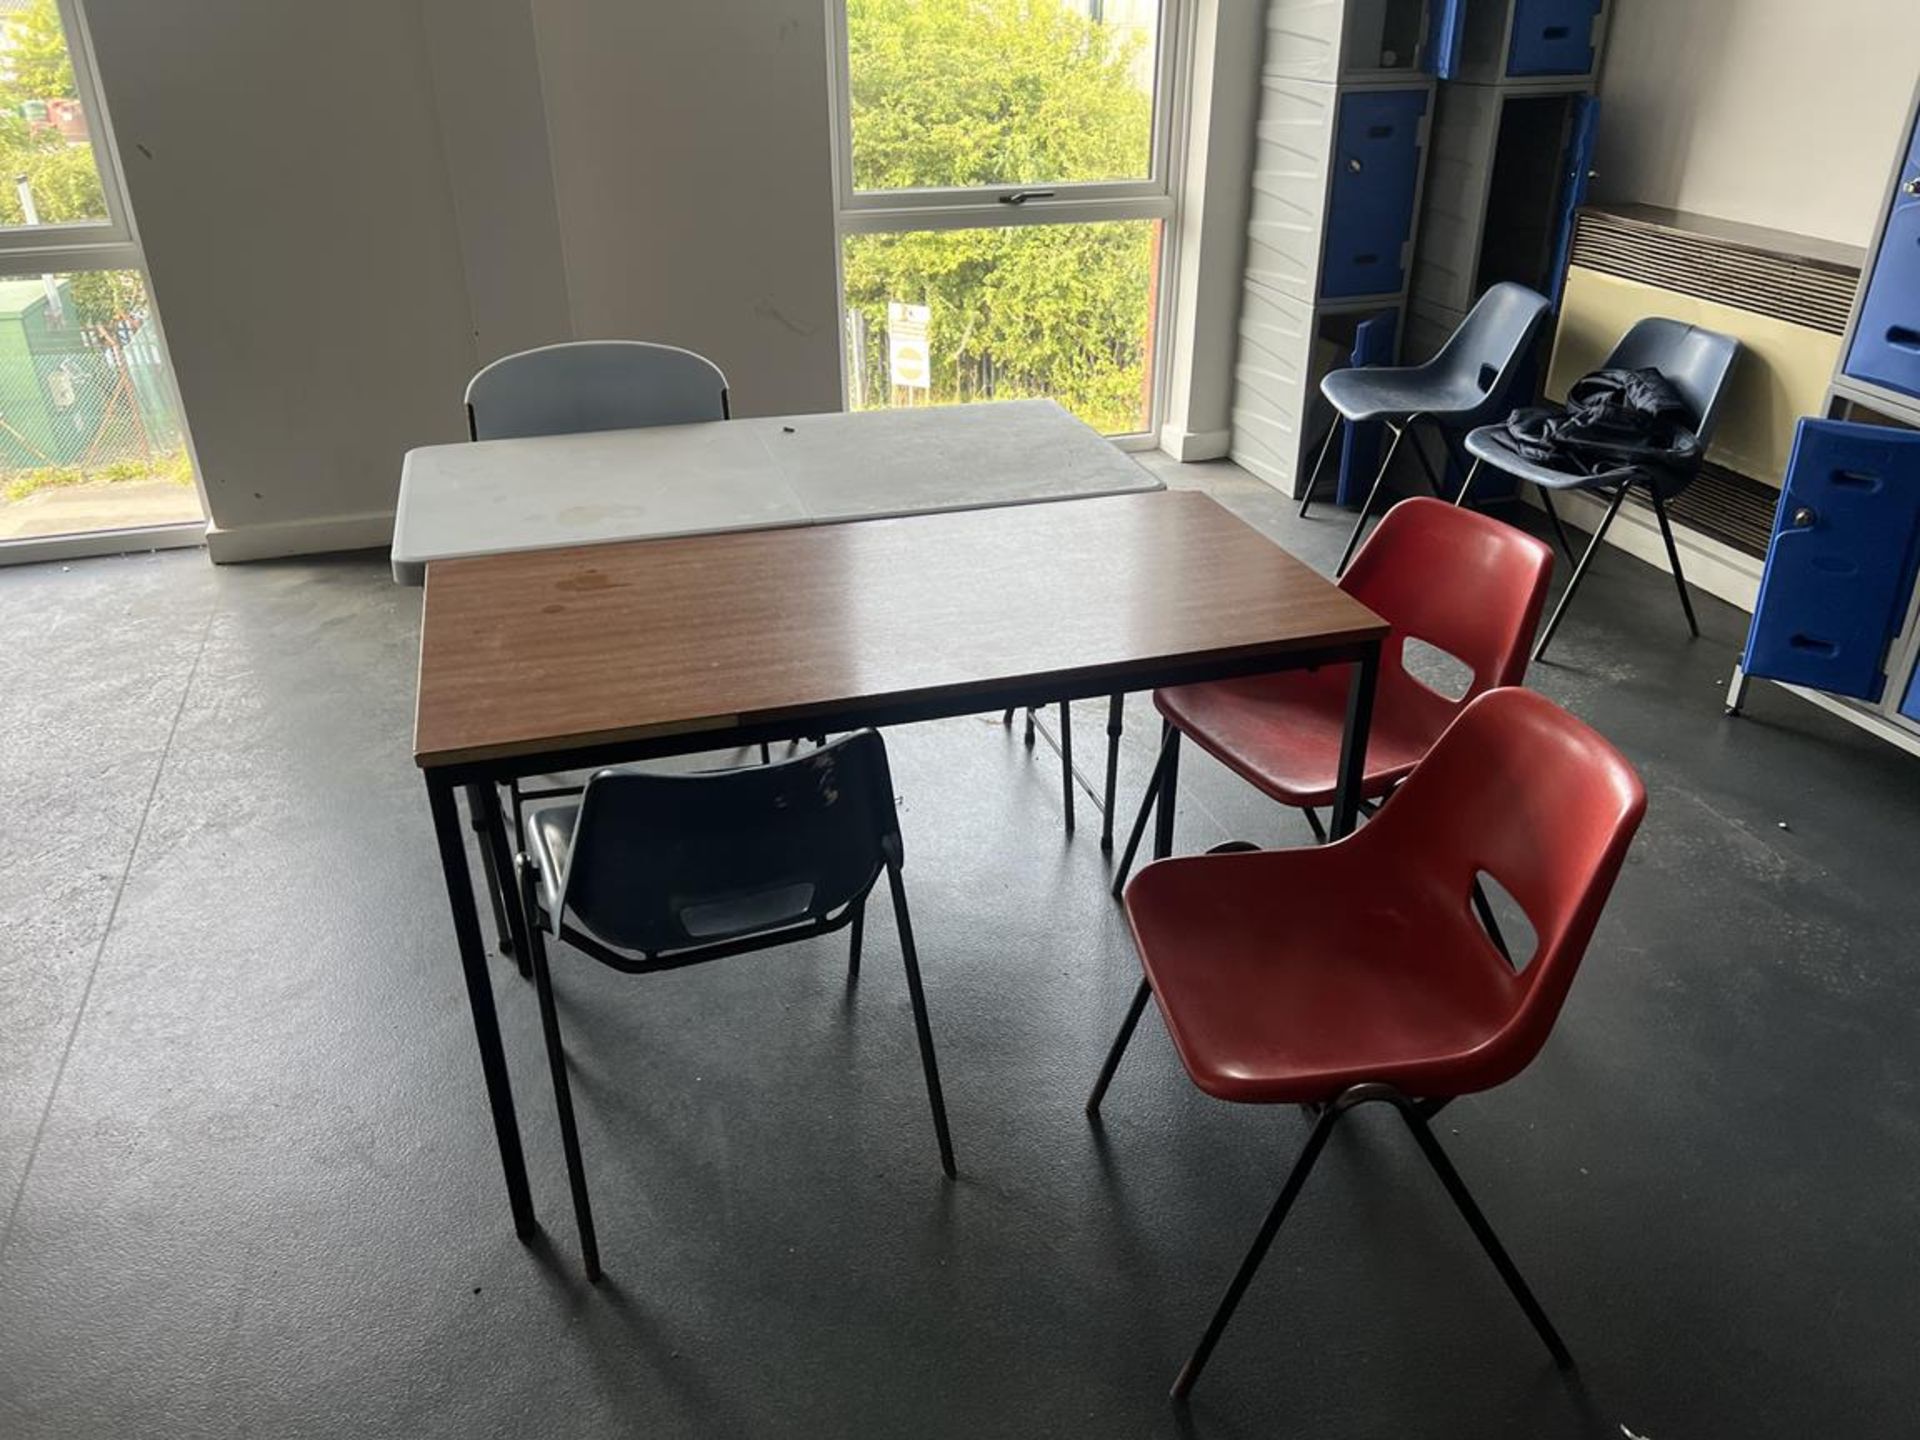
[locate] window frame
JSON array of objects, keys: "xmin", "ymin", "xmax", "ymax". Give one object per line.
[
  {"xmin": 0, "ymin": 0, "xmax": 139, "ymax": 279},
  {"xmin": 825, "ymin": 0, "xmax": 1189, "ymax": 441}
]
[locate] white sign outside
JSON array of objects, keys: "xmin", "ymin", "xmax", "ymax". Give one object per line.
[{"xmin": 887, "ymin": 302, "xmax": 931, "ymax": 391}]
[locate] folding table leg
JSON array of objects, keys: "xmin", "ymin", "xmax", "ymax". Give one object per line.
[
  {"xmin": 1152, "ymin": 728, "xmax": 1182, "ymax": 862},
  {"xmin": 1058, "ymin": 701, "xmax": 1075, "ymax": 835},
  {"xmin": 472, "ymin": 783, "xmax": 531, "ymax": 979},
  {"xmin": 468, "ymin": 785, "xmax": 517, "ymax": 964},
  {"xmin": 1101, "ymin": 694, "xmax": 1123, "ymax": 852},
  {"xmin": 425, "ymin": 774, "xmax": 535, "ymax": 1241}
]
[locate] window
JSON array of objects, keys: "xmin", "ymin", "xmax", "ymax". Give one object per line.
[
  {"xmin": 0, "ymin": 0, "xmax": 200, "ymax": 550},
  {"xmin": 828, "ymin": 0, "xmax": 1183, "ymax": 439}
]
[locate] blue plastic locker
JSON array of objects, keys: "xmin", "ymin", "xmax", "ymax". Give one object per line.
[
  {"xmin": 1742, "ymin": 419, "xmax": 1920, "ymax": 702},
  {"xmin": 1547, "ymin": 95, "xmax": 1600, "ymax": 306},
  {"xmin": 1843, "ymin": 111, "xmax": 1920, "ymax": 402},
  {"xmin": 1506, "ymin": 0, "xmax": 1602, "ymax": 77},
  {"xmin": 1322, "ymin": 90, "xmax": 1430, "ymax": 300},
  {"xmin": 1335, "ymin": 310, "xmax": 1398, "ymax": 506}
]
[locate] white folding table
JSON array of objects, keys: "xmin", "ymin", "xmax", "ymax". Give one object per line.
[{"xmin": 390, "ymin": 399, "xmax": 1162, "ymax": 584}]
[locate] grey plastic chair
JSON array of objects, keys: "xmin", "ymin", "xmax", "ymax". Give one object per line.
[
  {"xmin": 461, "ymin": 339, "xmax": 737, "ymax": 972},
  {"xmin": 515, "ymin": 730, "xmax": 956, "ymax": 1281},
  {"xmin": 464, "ymin": 339, "xmax": 729, "ymax": 441},
  {"xmin": 1458, "ymin": 317, "xmax": 1742, "ymax": 662},
  {"xmin": 1303, "ymin": 283, "xmax": 1553, "ymax": 577}
]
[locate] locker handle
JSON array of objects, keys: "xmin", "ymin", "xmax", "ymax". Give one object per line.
[
  {"xmin": 1366, "ymin": 125, "xmax": 1395, "ymax": 139},
  {"xmin": 1831, "ymin": 469, "xmax": 1882, "ymax": 492},
  {"xmin": 1884, "ymin": 326, "xmax": 1920, "ymax": 354},
  {"xmin": 1788, "ymin": 635, "xmax": 1838, "ymax": 657},
  {"xmin": 1541, "ymin": 25, "xmax": 1571, "ymax": 38}
]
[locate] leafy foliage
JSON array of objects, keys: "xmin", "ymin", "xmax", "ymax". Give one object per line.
[{"xmin": 842, "ymin": 0, "xmax": 1158, "ymax": 434}]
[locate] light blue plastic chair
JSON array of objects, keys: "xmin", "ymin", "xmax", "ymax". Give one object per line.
[
  {"xmin": 465, "ymin": 340, "xmax": 729, "ymax": 441},
  {"xmin": 1459, "ymin": 317, "xmax": 1743, "ymax": 663},
  {"xmin": 1308, "ymin": 283, "xmax": 1553, "ymax": 576}
]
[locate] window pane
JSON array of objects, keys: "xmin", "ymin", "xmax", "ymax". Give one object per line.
[
  {"xmin": 846, "ymin": 0, "xmax": 1160, "ymax": 192},
  {"xmin": 842, "ymin": 219, "xmax": 1161, "ymax": 435},
  {"xmin": 0, "ymin": 270, "xmax": 201, "ymax": 541},
  {"xmin": 0, "ymin": 0, "xmax": 110, "ymax": 230}
]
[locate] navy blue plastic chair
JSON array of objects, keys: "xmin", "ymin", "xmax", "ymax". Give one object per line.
[
  {"xmin": 1459, "ymin": 318, "xmax": 1742, "ymax": 662},
  {"xmin": 1305, "ymin": 283, "xmax": 1553, "ymax": 577},
  {"xmin": 465, "ymin": 339, "xmax": 729, "ymax": 441},
  {"xmin": 515, "ymin": 730, "xmax": 956, "ymax": 1281}
]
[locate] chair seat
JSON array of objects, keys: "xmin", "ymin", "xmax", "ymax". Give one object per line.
[
  {"xmin": 1124, "ymin": 849, "xmax": 1519, "ymax": 1105},
  {"xmin": 1154, "ymin": 667, "xmax": 1439, "ymax": 807},
  {"xmin": 1322, "ymin": 365, "xmax": 1490, "ymax": 425},
  {"xmin": 1462, "ymin": 424, "xmax": 1641, "ymax": 493}
]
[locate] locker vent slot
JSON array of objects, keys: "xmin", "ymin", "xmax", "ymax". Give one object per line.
[{"xmin": 1569, "ymin": 207, "xmax": 1863, "ymax": 335}]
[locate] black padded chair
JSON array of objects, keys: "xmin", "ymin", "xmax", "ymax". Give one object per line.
[{"xmin": 516, "ymin": 730, "xmax": 956, "ymax": 1281}]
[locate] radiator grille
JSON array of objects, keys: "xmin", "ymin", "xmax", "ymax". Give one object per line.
[
  {"xmin": 1626, "ymin": 463, "xmax": 1778, "ymax": 559},
  {"xmin": 1570, "ymin": 211, "xmax": 1859, "ymax": 335}
]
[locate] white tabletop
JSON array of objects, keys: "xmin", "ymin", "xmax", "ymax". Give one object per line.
[{"xmin": 391, "ymin": 399, "xmax": 1162, "ymax": 584}]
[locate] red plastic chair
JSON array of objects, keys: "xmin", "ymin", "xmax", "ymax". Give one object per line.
[
  {"xmin": 1088, "ymin": 687, "xmax": 1647, "ymax": 1399},
  {"xmin": 1111, "ymin": 497, "xmax": 1554, "ymax": 892}
]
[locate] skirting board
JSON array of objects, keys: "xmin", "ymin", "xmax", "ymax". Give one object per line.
[
  {"xmin": 1537, "ymin": 487, "xmax": 1764, "ymax": 613},
  {"xmin": 205, "ymin": 511, "xmax": 395, "ymax": 564},
  {"xmin": 1163, "ymin": 428, "xmax": 1233, "ymax": 463}
]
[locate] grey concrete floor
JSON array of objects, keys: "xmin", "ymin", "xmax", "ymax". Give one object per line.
[{"xmin": 2, "ymin": 460, "xmax": 1918, "ymax": 1438}]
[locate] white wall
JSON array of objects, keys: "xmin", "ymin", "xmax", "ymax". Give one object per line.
[
  {"xmin": 530, "ymin": 0, "xmax": 844, "ymax": 418},
  {"xmin": 85, "ymin": 0, "xmax": 481, "ymax": 556},
  {"xmin": 1595, "ymin": 0, "xmax": 1920, "ymax": 247}
]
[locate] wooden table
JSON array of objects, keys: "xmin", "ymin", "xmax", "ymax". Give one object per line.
[
  {"xmin": 415, "ymin": 490, "xmax": 1388, "ymax": 1237},
  {"xmin": 392, "ymin": 399, "xmax": 1162, "ymax": 584}
]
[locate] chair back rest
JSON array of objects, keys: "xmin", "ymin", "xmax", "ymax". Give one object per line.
[
  {"xmin": 465, "ymin": 340, "xmax": 729, "ymax": 441},
  {"xmin": 1341, "ymin": 498, "xmax": 1555, "ymax": 733},
  {"xmin": 1364, "ymin": 687, "xmax": 1646, "ymax": 1075},
  {"xmin": 1427, "ymin": 282, "xmax": 1553, "ymax": 424},
  {"xmin": 558, "ymin": 731, "xmax": 900, "ymax": 955},
  {"xmin": 1600, "ymin": 318, "xmax": 1743, "ymax": 446}
]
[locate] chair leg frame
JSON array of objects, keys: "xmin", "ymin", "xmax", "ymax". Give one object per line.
[
  {"xmin": 1168, "ymin": 1082, "xmax": 1574, "ymax": 1400},
  {"xmin": 1111, "ymin": 723, "xmax": 1182, "ymax": 899},
  {"xmin": 1532, "ymin": 481, "xmax": 1632, "ymax": 663},
  {"xmin": 887, "ymin": 861, "xmax": 958, "ymax": 1179},
  {"xmin": 1336, "ymin": 416, "xmax": 1415, "ymax": 578},
  {"xmin": 1297, "ymin": 416, "xmax": 1345, "ymax": 519},
  {"xmin": 1648, "ymin": 485, "xmax": 1701, "ymax": 638}
]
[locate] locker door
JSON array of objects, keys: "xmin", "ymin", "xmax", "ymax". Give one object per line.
[
  {"xmin": 1507, "ymin": 0, "xmax": 1602, "ymax": 76},
  {"xmin": 1742, "ymin": 419, "xmax": 1920, "ymax": 701},
  {"xmin": 1429, "ymin": 0, "xmax": 1467, "ymax": 78},
  {"xmin": 1336, "ymin": 310, "xmax": 1398, "ymax": 506},
  {"xmin": 1322, "ymin": 90, "xmax": 1429, "ymax": 300},
  {"xmin": 1843, "ymin": 112, "xmax": 1920, "ymax": 402},
  {"xmin": 1546, "ymin": 95, "xmax": 1600, "ymax": 308}
]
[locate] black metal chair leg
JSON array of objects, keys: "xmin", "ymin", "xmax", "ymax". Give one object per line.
[
  {"xmin": 1397, "ymin": 1106, "xmax": 1573, "ymax": 1369},
  {"xmin": 1532, "ymin": 483, "xmax": 1630, "ymax": 663},
  {"xmin": 1537, "ymin": 487, "xmax": 1579, "ymax": 564},
  {"xmin": 1298, "ymin": 416, "xmax": 1344, "ymax": 519},
  {"xmin": 1407, "ymin": 420, "xmax": 1449, "ymax": 498},
  {"xmin": 887, "ymin": 863, "xmax": 956, "ymax": 1178},
  {"xmin": 847, "ymin": 895, "xmax": 866, "ymax": 985},
  {"xmin": 1301, "ymin": 806, "xmax": 1328, "ymax": 844},
  {"xmin": 1335, "ymin": 419, "xmax": 1410, "ymax": 577},
  {"xmin": 1059, "ymin": 701, "xmax": 1075, "ymax": 834},
  {"xmin": 1454, "ymin": 456, "xmax": 1484, "ymax": 507},
  {"xmin": 1086, "ymin": 978, "xmax": 1152, "ymax": 1117},
  {"xmin": 1649, "ymin": 486, "xmax": 1701, "ymax": 638},
  {"xmin": 521, "ymin": 866, "xmax": 601, "ymax": 1282},
  {"xmin": 1111, "ymin": 724, "xmax": 1176, "ymax": 898},
  {"xmin": 1002, "ymin": 709, "xmax": 1015, "ymax": 726},
  {"xmin": 1152, "ymin": 728, "xmax": 1182, "ymax": 863},
  {"xmin": 1101, "ymin": 694, "xmax": 1123, "ymax": 852},
  {"xmin": 1469, "ymin": 879, "xmax": 1514, "ymax": 965},
  {"xmin": 1172, "ymin": 1102, "xmax": 1346, "ymax": 1400}
]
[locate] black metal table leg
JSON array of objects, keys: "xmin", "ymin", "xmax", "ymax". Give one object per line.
[
  {"xmin": 1101, "ymin": 694, "xmax": 1123, "ymax": 852},
  {"xmin": 426, "ymin": 773, "xmax": 536, "ymax": 1241},
  {"xmin": 1329, "ymin": 644, "xmax": 1378, "ymax": 840},
  {"xmin": 472, "ymin": 783, "xmax": 532, "ymax": 979}
]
